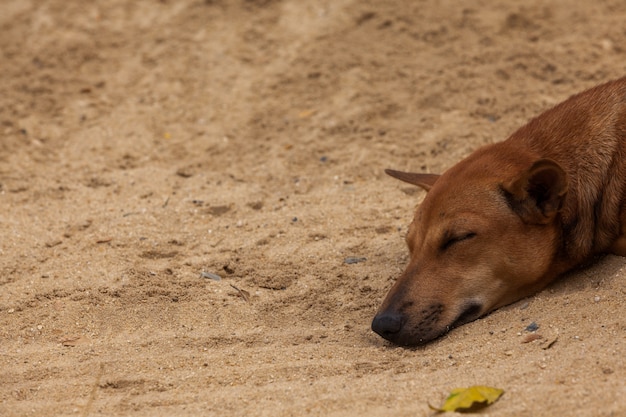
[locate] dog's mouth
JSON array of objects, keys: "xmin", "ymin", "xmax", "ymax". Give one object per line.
[{"xmin": 449, "ymin": 301, "xmax": 483, "ymax": 330}]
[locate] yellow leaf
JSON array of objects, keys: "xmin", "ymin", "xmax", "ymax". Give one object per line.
[{"xmin": 429, "ymin": 385, "xmax": 504, "ymax": 413}]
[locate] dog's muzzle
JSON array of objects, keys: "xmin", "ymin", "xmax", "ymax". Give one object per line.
[{"xmin": 371, "ymin": 301, "xmax": 483, "ymax": 346}]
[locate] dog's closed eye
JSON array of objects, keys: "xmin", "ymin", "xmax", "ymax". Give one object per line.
[{"xmin": 441, "ymin": 232, "xmax": 477, "ymax": 251}]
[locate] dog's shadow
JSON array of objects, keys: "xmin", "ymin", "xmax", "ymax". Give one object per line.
[
  {"xmin": 365, "ymin": 255, "xmax": 625, "ymax": 350},
  {"xmin": 542, "ymin": 254, "xmax": 625, "ymax": 297}
]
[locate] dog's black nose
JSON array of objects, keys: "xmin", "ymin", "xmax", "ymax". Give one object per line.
[{"xmin": 371, "ymin": 311, "xmax": 404, "ymax": 339}]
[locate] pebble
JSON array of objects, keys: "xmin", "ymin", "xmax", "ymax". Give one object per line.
[
  {"xmin": 525, "ymin": 321, "xmax": 539, "ymax": 332},
  {"xmin": 593, "ymin": 295, "xmax": 601, "ymax": 302}
]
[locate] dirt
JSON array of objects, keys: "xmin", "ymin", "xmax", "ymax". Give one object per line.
[{"xmin": 1, "ymin": 1, "xmax": 625, "ymax": 416}]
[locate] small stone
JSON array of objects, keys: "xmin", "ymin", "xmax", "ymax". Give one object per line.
[
  {"xmin": 525, "ymin": 321, "xmax": 539, "ymax": 332},
  {"xmin": 600, "ymin": 38, "xmax": 613, "ymax": 51},
  {"xmin": 593, "ymin": 295, "xmax": 601, "ymax": 303}
]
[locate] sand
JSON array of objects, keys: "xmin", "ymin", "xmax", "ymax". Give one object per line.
[{"xmin": 1, "ymin": 1, "xmax": 625, "ymax": 416}]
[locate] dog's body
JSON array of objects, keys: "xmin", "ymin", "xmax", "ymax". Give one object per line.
[{"xmin": 372, "ymin": 77, "xmax": 626, "ymax": 346}]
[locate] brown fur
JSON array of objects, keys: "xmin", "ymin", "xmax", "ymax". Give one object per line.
[{"xmin": 372, "ymin": 77, "xmax": 626, "ymax": 346}]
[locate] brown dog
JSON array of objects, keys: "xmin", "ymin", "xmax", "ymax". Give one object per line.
[{"xmin": 372, "ymin": 77, "xmax": 626, "ymax": 346}]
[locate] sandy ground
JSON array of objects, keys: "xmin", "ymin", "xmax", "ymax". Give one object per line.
[{"xmin": 1, "ymin": 1, "xmax": 625, "ymax": 416}]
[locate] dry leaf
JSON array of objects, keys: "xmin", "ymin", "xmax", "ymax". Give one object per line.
[
  {"xmin": 45, "ymin": 239, "xmax": 63, "ymax": 248},
  {"xmin": 522, "ymin": 333, "xmax": 543, "ymax": 343},
  {"xmin": 429, "ymin": 385, "xmax": 504, "ymax": 413},
  {"xmin": 297, "ymin": 109, "xmax": 316, "ymax": 118},
  {"xmin": 230, "ymin": 284, "xmax": 250, "ymax": 302},
  {"xmin": 61, "ymin": 336, "xmax": 87, "ymax": 347}
]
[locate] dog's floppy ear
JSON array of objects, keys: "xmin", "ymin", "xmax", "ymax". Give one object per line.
[
  {"xmin": 385, "ymin": 169, "xmax": 440, "ymax": 191},
  {"xmin": 502, "ymin": 159, "xmax": 568, "ymax": 224}
]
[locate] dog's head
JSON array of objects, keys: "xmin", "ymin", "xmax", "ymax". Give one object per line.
[{"xmin": 372, "ymin": 148, "xmax": 568, "ymax": 346}]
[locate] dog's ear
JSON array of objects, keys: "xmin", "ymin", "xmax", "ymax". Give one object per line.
[
  {"xmin": 385, "ymin": 169, "xmax": 440, "ymax": 191},
  {"xmin": 503, "ymin": 159, "xmax": 568, "ymax": 224}
]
